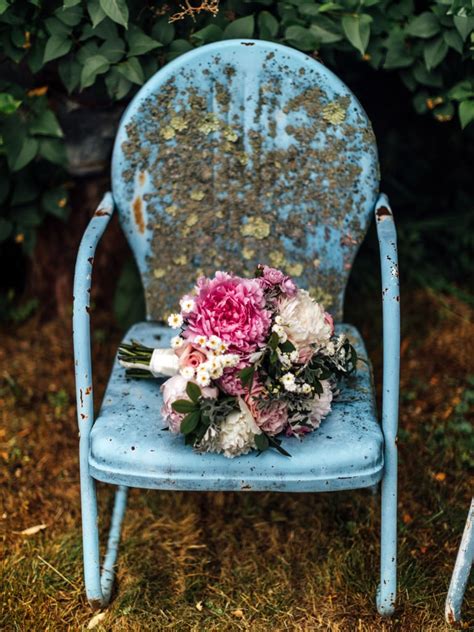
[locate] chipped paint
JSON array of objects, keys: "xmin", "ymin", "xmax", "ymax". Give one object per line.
[{"xmin": 132, "ymin": 196, "xmax": 145, "ymax": 234}]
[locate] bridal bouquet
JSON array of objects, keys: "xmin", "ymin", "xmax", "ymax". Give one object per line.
[{"xmin": 118, "ymin": 266, "xmax": 357, "ymax": 458}]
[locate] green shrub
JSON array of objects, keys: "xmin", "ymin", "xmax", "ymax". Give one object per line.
[{"xmin": 0, "ymin": 0, "xmax": 472, "ymax": 318}]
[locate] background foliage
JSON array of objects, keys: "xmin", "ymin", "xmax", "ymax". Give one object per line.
[{"xmin": 0, "ymin": 0, "xmax": 473, "ymax": 322}]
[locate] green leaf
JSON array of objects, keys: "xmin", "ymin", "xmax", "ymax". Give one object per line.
[
  {"xmin": 152, "ymin": 17, "xmax": 175, "ymax": 46},
  {"xmin": 191, "ymin": 24, "xmax": 223, "ymax": 45},
  {"xmin": 105, "ymin": 67, "xmax": 132, "ymax": 99},
  {"xmin": 459, "ymin": 100, "xmax": 474, "ymax": 129},
  {"xmin": 172, "ymin": 399, "xmax": 198, "ymax": 414},
  {"xmin": 127, "ymin": 24, "xmax": 161, "ymax": 56},
  {"xmin": 255, "ymin": 433, "xmax": 269, "ymax": 452},
  {"xmin": 0, "ymin": 218, "xmax": 13, "ymax": 241},
  {"xmin": 58, "ymin": 57, "xmax": 81, "ymax": 93},
  {"xmin": 44, "ymin": 16, "xmax": 71, "ymax": 37},
  {"xmin": 341, "ymin": 14, "xmax": 372, "ymax": 55},
  {"xmin": 38, "ymin": 138, "xmax": 67, "ymax": 165},
  {"xmin": 116, "ymin": 57, "xmax": 144, "ymax": 85},
  {"xmin": 99, "ymin": 36, "xmax": 125, "ymax": 62},
  {"xmin": 87, "ymin": 0, "xmax": 106, "ymax": 28},
  {"xmin": 43, "ymin": 34, "xmax": 72, "ymax": 63},
  {"xmin": 223, "ymin": 15, "xmax": 255, "ymax": 39},
  {"xmin": 0, "ymin": 0, "xmax": 9, "ymax": 15},
  {"xmin": 285, "ymin": 25, "xmax": 318, "ymax": 51},
  {"xmin": 280, "ymin": 340, "xmax": 296, "ymax": 353},
  {"xmin": 63, "ymin": 0, "xmax": 81, "ymax": 6},
  {"xmin": 186, "ymin": 381, "xmax": 201, "ymax": 403},
  {"xmin": 0, "ymin": 93, "xmax": 21, "ymax": 115},
  {"xmin": 80, "ymin": 54, "xmax": 110, "ymax": 89},
  {"xmin": 384, "ymin": 30, "xmax": 414, "ymax": 69},
  {"xmin": 405, "ymin": 12, "xmax": 440, "ymax": 39},
  {"xmin": 423, "ymin": 36, "xmax": 448, "ymax": 71},
  {"xmin": 29, "ymin": 109, "xmax": 63, "ymax": 137},
  {"xmin": 453, "ymin": 15, "xmax": 474, "ymax": 42},
  {"xmin": 309, "ymin": 22, "xmax": 343, "ymax": 45},
  {"xmin": 99, "ymin": 0, "xmax": 128, "ymax": 29},
  {"xmin": 55, "ymin": 5, "xmax": 83, "ymax": 26},
  {"xmin": 238, "ymin": 365, "xmax": 255, "ymax": 388},
  {"xmin": 12, "ymin": 137, "xmax": 38, "ymax": 171},
  {"xmin": 180, "ymin": 410, "xmax": 201, "ymax": 435},
  {"xmin": 448, "ymin": 80, "xmax": 474, "ymax": 102},
  {"xmin": 14, "ymin": 205, "xmax": 42, "ymax": 227},
  {"xmin": 258, "ymin": 11, "xmax": 279, "ymax": 38},
  {"xmin": 443, "ymin": 29, "xmax": 463, "ymax": 54},
  {"xmin": 41, "ymin": 187, "xmax": 69, "ymax": 219}
]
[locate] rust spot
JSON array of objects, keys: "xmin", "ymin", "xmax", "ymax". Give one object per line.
[
  {"xmin": 85, "ymin": 386, "xmax": 92, "ymax": 395},
  {"xmin": 138, "ymin": 170, "xmax": 146, "ymax": 186},
  {"xmin": 133, "ymin": 196, "xmax": 145, "ymax": 233},
  {"xmin": 95, "ymin": 208, "xmax": 110, "ymax": 217},
  {"xmin": 79, "ymin": 389, "xmax": 83, "ymax": 407},
  {"xmin": 88, "ymin": 598, "xmax": 102, "ymax": 611},
  {"xmin": 87, "ymin": 257, "xmax": 94, "ymax": 265},
  {"xmin": 241, "ymin": 42, "xmax": 255, "ymax": 46},
  {"xmin": 241, "ymin": 484, "xmax": 252, "ymax": 490},
  {"xmin": 80, "ymin": 413, "xmax": 88, "ymax": 420},
  {"xmin": 85, "ymin": 306, "xmax": 91, "ymax": 314},
  {"xmin": 376, "ymin": 206, "xmax": 392, "ymax": 219}
]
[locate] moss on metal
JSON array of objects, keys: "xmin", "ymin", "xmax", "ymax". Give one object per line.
[{"xmin": 120, "ymin": 54, "xmax": 378, "ymax": 321}]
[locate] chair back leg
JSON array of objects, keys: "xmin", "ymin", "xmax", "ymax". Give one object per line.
[
  {"xmin": 377, "ymin": 439, "xmax": 397, "ymax": 616},
  {"xmin": 445, "ymin": 499, "xmax": 474, "ymax": 624}
]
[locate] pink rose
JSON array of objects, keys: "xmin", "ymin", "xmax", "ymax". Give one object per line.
[
  {"xmin": 257, "ymin": 265, "xmax": 297, "ymax": 297},
  {"xmin": 245, "ymin": 382, "xmax": 288, "ymax": 436},
  {"xmin": 161, "ymin": 375, "xmax": 218, "ymax": 433},
  {"xmin": 324, "ymin": 312, "xmax": 335, "ymax": 336},
  {"xmin": 184, "ymin": 271, "xmax": 271, "ymax": 354},
  {"xmin": 175, "ymin": 342, "xmax": 207, "ymax": 370}
]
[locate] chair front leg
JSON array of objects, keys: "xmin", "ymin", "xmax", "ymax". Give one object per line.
[
  {"xmin": 445, "ymin": 499, "xmax": 474, "ymax": 624},
  {"xmin": 81, "ymin": 476, "xmax": 128, "ymax": 609}
]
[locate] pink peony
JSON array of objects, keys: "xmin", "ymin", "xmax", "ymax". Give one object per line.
[
  {"xmin": 161, "ymin": 375, "xmax": 218, "ymax": 433},
  {"xmin": 218, "ymin": 367, "xmax": 248, "ymax": 396},
  {"xmin": 257, "ymin": 265, "xmax": 297, "ymax": 297},
  {"xmin": 175, "ymin": 342, "xmax": 208, "ymax": 370},
  {"xmin": 245, "ymin": 383, "xmax": 288, "ymax": 436},
  {"xmin": 184, "ymin": 271, "xmax": 271, "ymax": 354}
]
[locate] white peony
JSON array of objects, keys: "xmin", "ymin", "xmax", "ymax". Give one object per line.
[
  {"xmin": 308, "ymin": 380, "xmax": 333, "ymax": 428},
  {"xmin": 218, "ymin": 398, "xmax": 261, "ymax": 458},
  {"xmin": 278, "ymin": 290, "xmax": 332, "ymax": 359}
]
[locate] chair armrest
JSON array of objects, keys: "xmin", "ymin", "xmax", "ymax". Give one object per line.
[
  {"xmin": 73, "ymin": 192, "xmax": 114, "ymax": 437},
  {"xmin": 375, "ymin": 194, "xmax": 400, "ymax": 440}
]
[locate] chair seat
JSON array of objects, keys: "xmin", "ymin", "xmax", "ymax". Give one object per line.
[{"xmin": 89, "ymin": 322, "xmax": 384, "ymax": 492}]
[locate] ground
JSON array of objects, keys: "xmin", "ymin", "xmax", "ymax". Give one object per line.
[{"xmin": 0, "ymin": 288, "xmax": 472, "ymax": 631}]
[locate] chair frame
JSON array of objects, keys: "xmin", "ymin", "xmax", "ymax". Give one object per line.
[{"xmin": 73, "ymin": 190, "xmax": 399, "ymax": 613}]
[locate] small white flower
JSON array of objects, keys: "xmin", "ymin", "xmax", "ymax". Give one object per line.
[
  {"xmin": 168, "ymin": 313, "xmax": 183, "ymax": 329},
  {"xmin": 301, "ymin": 383, "xmax": 312, "ymax": 394},
  {"xmin": 194, "ymin": 335, "xmax": 207, "ymax": 347},
  {"xmin": 207, "ymin": 335, "xmax": 222, "ymax": 350},
  {"xmin": 281, "ymin": 372, "xmax": 297, "ymax": 392},
  {"xmin": 180, "ymin": 366, "xmax": 195, "ymax": 379},
  {"xmin": 210, "ymin": 366, "xmax": 224, "ymax": 379},
  {"xmin": 289, "ymin": 350, "xmax": 299, "ymax": 363},
  {"xmin": 326, "ymin": 341, "xmax": 335, "ymax": 356},
  {"xmin": 217, "ymin": 342, "xmax": 229, "ymax": 354},
  {"xmin": 196, "ymin": 370, "xmax": 211, "ymax": 387},
  {"xmin": 274, "ymin": 315, "xmax": 283, "ymax": 325},
  {"xmin": 171, "ymin": 335, "xmax": 184, "ymax": 349},
  {"xmin": 272, "ymin": 324, "xmax": 288, "ymax": 342},
  {"xmin": 179, "ymin": 297, "xmax": 195, "ymax": 313},
  {"xmin": 221, "ymin": 353, "xmax": 239, "ymax": 368}
]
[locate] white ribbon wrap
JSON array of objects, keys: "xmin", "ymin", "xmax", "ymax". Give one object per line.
[{"xmin": 149, "ymin": 348, "xmax": 179, "ymax": 377}]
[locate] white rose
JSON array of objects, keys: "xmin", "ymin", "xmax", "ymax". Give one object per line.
[
  {"xmin": 218, "ymin": 398, "xmax": 261, "ymax": 458},
  {"xmin": 308, "ymin": 380, "xmax": 333, "ymax": 428},
  {"xmin": 149, "ymin": 348, "xmax": 179, "ymax": 377},
  {"xmin": 278, "ymin": 290, "xmax": 332, "ymax": 357}
]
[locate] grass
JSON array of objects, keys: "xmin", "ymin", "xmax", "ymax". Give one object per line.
[{"xmin": 0, "ymin": 287, "xmax": 473, "ymax": 631}]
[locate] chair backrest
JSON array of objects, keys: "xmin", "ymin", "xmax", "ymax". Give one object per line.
[{"xmin": 111, "ymin": 39, "xmax": 379, "ymax": 322}]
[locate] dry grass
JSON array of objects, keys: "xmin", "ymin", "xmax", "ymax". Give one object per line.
[{"xmin": 0, "ymin": 288, "xmax": 473, "ymax": 631}]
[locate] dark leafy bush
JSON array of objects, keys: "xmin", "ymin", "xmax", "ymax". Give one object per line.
[{"xmin": 0, "ymin": 0, "xmax": 472, "ymax": 320}]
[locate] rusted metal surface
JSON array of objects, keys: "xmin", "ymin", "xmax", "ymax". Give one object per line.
[{"xmin": 111, "ymin": 40, "xmax": 379, "ymax": 322}]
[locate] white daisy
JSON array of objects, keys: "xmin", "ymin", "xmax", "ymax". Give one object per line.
[
  {"xmin": 171, "ymin": 335, "xmax": 184, "ymax": 349},
  {"xmin": 180, "ymin": 366, "xmax": 195, "ymax": 379},
  {"xmin": 168, "ymin": 313, "xmax": 183, "ymax": 329}
]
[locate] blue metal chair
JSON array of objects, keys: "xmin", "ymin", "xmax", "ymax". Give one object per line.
[{"xmin": 73, "ymin": 40, "xmax": 400, "ymax": 614}]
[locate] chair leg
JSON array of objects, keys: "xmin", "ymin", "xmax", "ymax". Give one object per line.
[
  {"xmin": 376, "ymin": 439, "xmax": 397, "ymax": 616},
  {"xmin": 81, "ymin": 472, "xmax": 128, "ymax": 609},
  {"xmin": 445, "ymin": 499, "xmax": 474, "ymax": 625}
]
